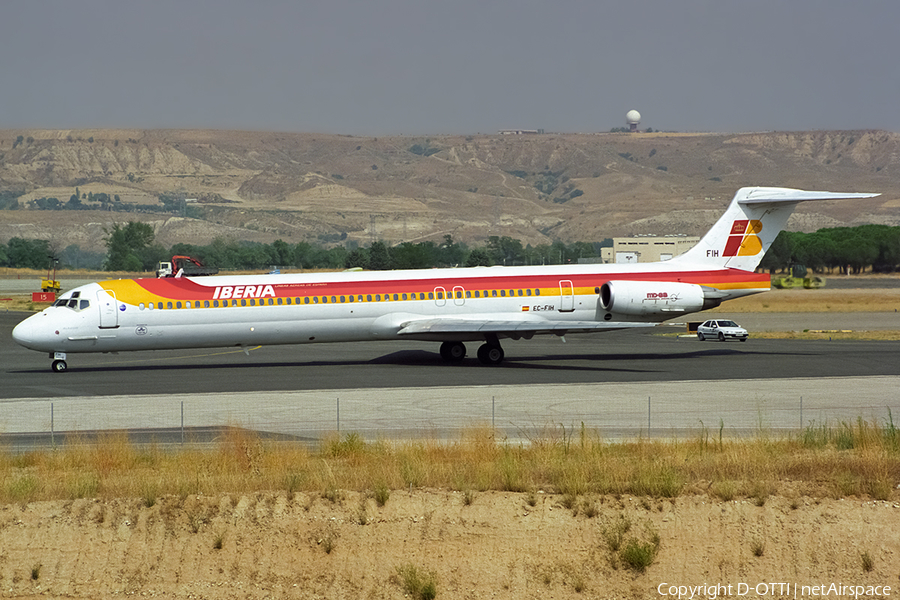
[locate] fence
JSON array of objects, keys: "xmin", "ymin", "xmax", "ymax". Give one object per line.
[{"xmin": 1, "ymin": 377, "xmax": 897, "ymax": 451}]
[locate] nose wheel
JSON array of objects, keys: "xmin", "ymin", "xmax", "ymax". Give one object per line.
[{"xmin": 51, "ymin": 359, "xmax": 68, "ymax": 373}]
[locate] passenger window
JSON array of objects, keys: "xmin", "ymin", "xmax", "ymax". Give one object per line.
[
  {"xmin": 176, "ymin": 302, "xmax": 183, "ymax": 309},
  {"xmin": 437, "ymin": 292, "xmax": 443, "ymax": 299},
  {"xmin": 526, "ymin": 289, "xmax": 532, "ymax": 296},
  {"xmin": 393, "ymin": 294, "xmax": 398, "ymax": 301},
  {"xmin": 428, "ymin": 292, "xmax": 433, "ymax": 300},
  {"xmin": 139, "ymin": 303, "xmax": 145, "ymax": 310},
  {"xmin": 366, "ymin": 295, "xmax": 372, "ymax": 302},
  {"xmin": 167, "ymin": 302, "xmax": 173, "ymax": 309},
  {"xmin": 500, "ymin": 290, "xmax": 506, "ymax": 297},
  {"xmin": 149, "ymin": 303, "xmax": 155, "ymax": 310},
  {"xmin": 331, "ymin": 296, "xmax": 337, "ymax": 303},
  {"xmin": 402, "ymin": 293, "xmax": 407, "ymax": 300},
  {"xmin": 535, "ymin": 289, "xmax": 541, "ymax": 296},
  {"xmin": 204, "ymin": 301, "xmax": 210, "ymax": 308},
  {"xmin": 340, "ymin": 296, "xmax": 346, "ymax": 303},
  {"xmin": 492, "ymin": 290, "xmax": 498, "ymax": 297},
  {"xmin": 375, "ymin": 294, "xmax": 381, "ymax": 301},
  {"xmin": 465, "ymin": 291, "xmax": 471, "ymax": 298}
]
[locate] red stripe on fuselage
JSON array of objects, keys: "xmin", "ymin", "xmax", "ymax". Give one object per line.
[{"xmin": 128, "ymin": 268, "xmax": 768, "ymax": 301}]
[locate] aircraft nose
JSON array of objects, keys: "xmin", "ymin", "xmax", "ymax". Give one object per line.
[{"xmin": 12, "ymin": 314, "xmax": 45, "ymax": 350}]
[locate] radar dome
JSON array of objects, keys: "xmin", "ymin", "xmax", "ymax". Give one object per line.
[{"xmin": 626, "ymin": 110, "xmax": 641, "ymax": 124}]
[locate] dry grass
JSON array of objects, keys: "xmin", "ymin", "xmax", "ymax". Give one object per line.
[
  {"xmin": 2, "ymin": 421, "xmax": 898, "ymax": 505},
  {"xmin": 707, "ymin": 287, "xmax": 900, "ymax": 313},
  {"xmin": 749, "ymin": 330, "xmax": 900, "ymax": 341}
]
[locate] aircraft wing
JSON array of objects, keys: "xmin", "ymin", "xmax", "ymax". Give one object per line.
[{"xmin": 397, "ymin": 317, "xmax": 658, "ymax": 336}]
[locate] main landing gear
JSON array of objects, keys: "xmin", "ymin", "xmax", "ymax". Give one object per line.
[{"xmin": 439, "ymin": 340, "xmax": 505, "ymax": 365}]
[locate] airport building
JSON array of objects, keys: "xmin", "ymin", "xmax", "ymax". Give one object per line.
[{"xmin": 596, "ymin": 235, "xmax": 700, "ymax": 264}]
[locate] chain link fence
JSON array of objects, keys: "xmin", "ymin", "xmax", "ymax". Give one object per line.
[{"xmin": 1, "ymin": 377, "xmax": 897, "ymax": 451}]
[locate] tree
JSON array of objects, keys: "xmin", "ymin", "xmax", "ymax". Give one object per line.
[
  {"xmin": 345, "ymin": 247, "xmax": 370, "ymax": 270},
  {"xmin": 368, "ymin": 241, "xmax": 392, "ymax": 270},
  {"xmin": 439, "ymin": 234, "xmax": 466, "ymax": 267},
  {"xmin": 5, "ymin": 238, "xmax": 51, "ymax": 269},
  {"xmin": 392, "ymin": 242, "xmax": 437, "ymax": 269},
  {"xmin": 104, "ymin": 222, "xmax": 156, "ymax": 271},
  {"xmin": 464, "ymin": 247, "xmax": 492, "ymax": 267},
  {"xmin": 271, "ymin": 239, "xmax": 294, "ymax": 267},
  {"xmin": 486, "ymin": 236, "xmax": 525, "ymax": 265}
]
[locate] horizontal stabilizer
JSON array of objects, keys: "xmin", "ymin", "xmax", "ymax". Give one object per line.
[{"xmin": 738, "ymin": 188, "xmax": 879, "ymax": 204}]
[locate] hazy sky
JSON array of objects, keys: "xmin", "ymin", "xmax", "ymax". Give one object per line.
[{"xmin": 3, "ymin": 0, "xmax": 898, "ymax": 135}]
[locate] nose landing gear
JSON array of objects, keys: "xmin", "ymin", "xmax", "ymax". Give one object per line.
[{"xmin": 49, "ymin": 352, "xmax": 68, "ymax": 373}]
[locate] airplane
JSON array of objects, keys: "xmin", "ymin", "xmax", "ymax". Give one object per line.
[{"xmin": 12, "ymin": 186, "xmax": 877, "ymax": 373}]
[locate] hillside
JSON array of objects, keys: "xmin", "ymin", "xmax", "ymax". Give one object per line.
[{"xmin": 1, "ymin": 129, "xmax": 899, "ymax": 253}]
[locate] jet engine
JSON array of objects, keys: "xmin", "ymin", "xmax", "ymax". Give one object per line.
[{"xmin": 599, "ymin": 280, "xmax": 722, "ymax": 317}]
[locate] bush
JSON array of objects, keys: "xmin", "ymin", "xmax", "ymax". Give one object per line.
[{"xmin": 395, "ymin": 564, "xmax": 437, "ymax": 600}]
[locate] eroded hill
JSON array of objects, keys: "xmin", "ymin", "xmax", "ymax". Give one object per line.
[{"xmin": 1, "ymin": 129, "xmax": 899, "ymax": 253}]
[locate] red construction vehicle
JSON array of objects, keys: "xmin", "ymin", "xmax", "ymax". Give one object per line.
[{"xmin": 156, "ymin": 255, "xmax": 219, "ymax": 278}]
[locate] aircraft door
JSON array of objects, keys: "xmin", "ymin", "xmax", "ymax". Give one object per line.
[
  {"xmin": 97, "ymin": 290, "xmax": 119, "ymax": 329},
  {"xmin": 434, "ymin": 286, "xmax": 447, "ymax": 307},
  {"xmin": 559, "ymin": 280, "xmax": 575, "ymax": 312},
  {"xmin": 452, "ymin": 286, "xmax": 465, "ymax": 306}
]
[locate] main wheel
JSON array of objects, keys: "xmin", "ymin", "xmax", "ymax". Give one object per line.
[
  {"xmin": 51, "ymin": 359, "xmax": 68, "ymax": 373},
  {"xmin": 477, "ymin": 344, "xmax": 504, "ymax": 365},
  {"xmin": 697, "ymin": 332, "xmax": 705, "ymax": 341},
  {"xmin": 718, "ymin": 332, "xmax": 725, "ymax": 342},
  {"xmin": 439, "ymin": 341, "xmax": 466, "ymax": 362}
]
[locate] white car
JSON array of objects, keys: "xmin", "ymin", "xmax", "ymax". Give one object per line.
[{"xmin": 697, "ymin": 319, "xmax": 748, "ymax": 342}]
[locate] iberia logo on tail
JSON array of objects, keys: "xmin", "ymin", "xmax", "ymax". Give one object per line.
[{"xmin": 723, "ymin": 219, "xmax": 763, "ymax": 257}]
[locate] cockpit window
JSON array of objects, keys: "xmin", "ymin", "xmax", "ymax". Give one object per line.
[{"xmin": 53, "ymin": 296, "xmax": 91, "ymax": 311}]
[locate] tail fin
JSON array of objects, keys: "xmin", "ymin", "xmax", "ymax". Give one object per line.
[{"xmin": 671, "ymin": 187, "xmax": 879, "ymax": 271}]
